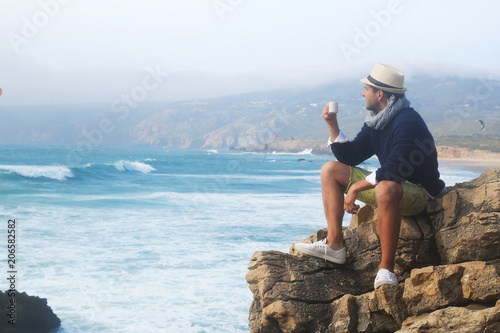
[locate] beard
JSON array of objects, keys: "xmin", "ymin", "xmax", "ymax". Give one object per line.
[{"xmin": 365, "ymin": 100, "xmax": 383, "ymax": 113}]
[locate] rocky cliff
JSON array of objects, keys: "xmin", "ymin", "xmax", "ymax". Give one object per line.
[{"xmin": 246, "ymin": 168, "xmax": 500, "ymax": 332}]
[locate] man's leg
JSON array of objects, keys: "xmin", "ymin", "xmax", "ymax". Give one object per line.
[
  {"xmin": 320, "ymin": 161, "xmax": 351, "ymax": 249},
  {"xmin": 294, "ymin": 161, "xmax": 351, "ymax": 264},
  {"xmin": 375, "ymin": 180, "xmax": 403, "ymax": 272}
]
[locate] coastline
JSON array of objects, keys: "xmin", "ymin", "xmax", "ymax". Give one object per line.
[{"xmin": 235, "ymin": 140, "xmax": 500, "ymax": 171}]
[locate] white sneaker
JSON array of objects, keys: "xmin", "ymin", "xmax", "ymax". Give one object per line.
[
  {"xmin": 374, "ymin": 268, "xmax": 398, "ymax": 289},
  {"xmin": 294, "ymin": 239, "xmax": 346, "ymax": 264}
]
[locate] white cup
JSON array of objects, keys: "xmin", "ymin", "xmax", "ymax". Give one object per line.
[{"xmin": 328, "ymin": 102, "xmax": 338, "ymax": 113}]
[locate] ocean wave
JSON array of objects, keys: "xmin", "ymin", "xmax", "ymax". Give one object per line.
[
  {"xmin": 271, "ymin": 148, "xmax": 313, "ymax": 155},
  {"xmin": 297, "ymin": 148, "xmax": 313, "ymax": 155},
  {"xmin": 113, "ymin": 160, "xmax": 156, "ymax": 173},
  {"xmin": 0, "ymin": 165, "xmax": 74, "ymax": 181},
  {"xmin": 0, "ymin": 160, "xmax": 156, "ymax": 183}
]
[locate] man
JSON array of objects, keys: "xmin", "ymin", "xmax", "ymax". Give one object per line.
[{"xmin": 295, "ymin": 63, "xmax": 445, "ymax": 289}]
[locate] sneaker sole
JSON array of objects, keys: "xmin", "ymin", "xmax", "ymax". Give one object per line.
[
  {"xmin": 374, "ymin": 280, "xmax": 398, "ymax": 289},
  {"xmin": 295, "ymin": 246, "xmax": 346, "ymax": 264}
]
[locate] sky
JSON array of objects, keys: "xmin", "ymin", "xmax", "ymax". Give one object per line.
[{"xmin": 1, "ymin": 0, "xmax": 500, "ymax": 106}]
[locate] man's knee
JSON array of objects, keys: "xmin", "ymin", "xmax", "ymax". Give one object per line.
[
  {"xmin": 375, "ymin": 181, "xmax": 403, "ymax": 203},
  {"xmin": 321, "ymin": 161, "xmax": 350, "ymax": 184}
]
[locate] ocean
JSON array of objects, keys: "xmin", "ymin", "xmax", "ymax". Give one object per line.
[{"xmin": 0, "ymin": 144, "xmax": 482, "ymax": 332}]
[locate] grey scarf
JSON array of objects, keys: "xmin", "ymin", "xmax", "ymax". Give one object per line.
[{"xmin": 365, "ymin": 94, "xmax": 411, "ymax": 130}]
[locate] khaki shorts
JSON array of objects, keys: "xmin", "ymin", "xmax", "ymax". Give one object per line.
[{"xmin": 346, "ymin": 166, "xmax": 429, "ymax": 216}]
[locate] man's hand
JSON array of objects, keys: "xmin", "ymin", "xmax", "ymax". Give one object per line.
[
  {"xmin": 344, "ymin": 179, "xmax": 375, "ymax": 214},
  {"xmin": 322, "ymin": 103, "xmax": 337, "ymax": 122},
  {"xmin": 323, "ymin": 103, "xmax": 340, "ymax": 141},
  {"xmin": 344, "ymin": 187, "xmax": 360, "ymax": 214}
]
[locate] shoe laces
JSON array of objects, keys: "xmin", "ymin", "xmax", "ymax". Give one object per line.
[{"xmin": 313, "ymin": 239, "xmax": 328, "ymax": 261}]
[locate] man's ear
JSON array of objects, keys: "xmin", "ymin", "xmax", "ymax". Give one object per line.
[{"xmin": 377, "ymin": 89, "xmax": 384, "ymax": 101}]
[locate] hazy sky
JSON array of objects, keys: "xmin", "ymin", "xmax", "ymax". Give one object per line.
[{"xmin": 1, "ymin": 0, "xmax": 500, "ymax": 105}]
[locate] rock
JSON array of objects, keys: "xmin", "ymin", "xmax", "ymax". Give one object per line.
[
  {"xmin": 428, "ymin": 168, "xmax": 500, "ymax": 231},
  {"xmin": 247, "ymin": 169, "xmax": 500, "ymax": 332},
  {"xmin": 436, "ymin": 212, "xmax": 500, "ymax": 264},
  {"xmin": 327, "ymin": 285, "xmax": 407, "ymax": 333},
  {"xmin": 0, "ymin": 290, "xmax": 61, "ymax": 333},
  {"xmin": 402, "ymin": 260, "xmax": 500, "ymax": 316},
  {"xmin": 460, "ymin": 260, "xmax": 500, "ymax": 303},
  {"xmin": 247, "ymin": 251, "xmax": 361, "ymax": 333},
  {"xmin": 403, "ymin": 264, "xmax": 466, "ymax": 316},
  {"xmin": 429, "ymin": 169, "xmax": 500, "ymax": 265},
  {"xmin": 397, "ymin": 301, "xmax": 500, "ymax": 333}
]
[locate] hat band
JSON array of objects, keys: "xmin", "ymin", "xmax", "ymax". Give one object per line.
[{"xmin": 367, "ymin": 75, "xmax": 400, "ymax": 90}]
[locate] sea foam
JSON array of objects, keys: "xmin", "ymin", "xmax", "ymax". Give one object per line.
[
  {"xmin": 0, "ymin": 165, "xmax": 74, "ymax": 181},
  {"xmin": 271, "ymin": 148, "xmax": 313, "ymax": 155},
  {"xmin": 113, "ymin": 161, "xmax": 156, "ymax": 173}
]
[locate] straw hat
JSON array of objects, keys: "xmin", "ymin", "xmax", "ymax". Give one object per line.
[{"xmin": 360, "ymin": 63, "xmax": 407, "ymax": 94}]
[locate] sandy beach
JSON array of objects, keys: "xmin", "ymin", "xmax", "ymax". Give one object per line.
[
  {"xmin": 438, "ymin": 158, "xmax": 500, "ymax": 172},
  {"xmin": 437, "ymin": 146, "xmax": 500, "ymax": 171}
]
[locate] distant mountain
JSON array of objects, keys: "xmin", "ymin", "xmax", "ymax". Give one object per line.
[{"xmin": 1, "ymin": 76, "xmax": 499, "ymax": 151}]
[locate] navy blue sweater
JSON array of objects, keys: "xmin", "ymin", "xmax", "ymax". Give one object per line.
[{"xmin": 331, "ymin": 107, "xmax": 445, "ymax": 198}]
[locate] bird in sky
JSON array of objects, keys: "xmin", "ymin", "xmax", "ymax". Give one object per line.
[{"xmin": 475, "ymin": 119, "xmax": 485, "ymax": 132}]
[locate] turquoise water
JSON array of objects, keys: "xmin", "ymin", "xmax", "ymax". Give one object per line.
[{"xmin": 0, "ymin": 145, "xmax": 481, "ymax": 332}]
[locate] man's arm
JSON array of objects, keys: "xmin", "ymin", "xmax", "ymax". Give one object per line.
[
  {"xmin": 322, "ymin": 102, "xmax": 376, "ymax": 213},
  {"xmin": 325, "ymin": 101, "xmax": 374, "ymax": 166}
]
